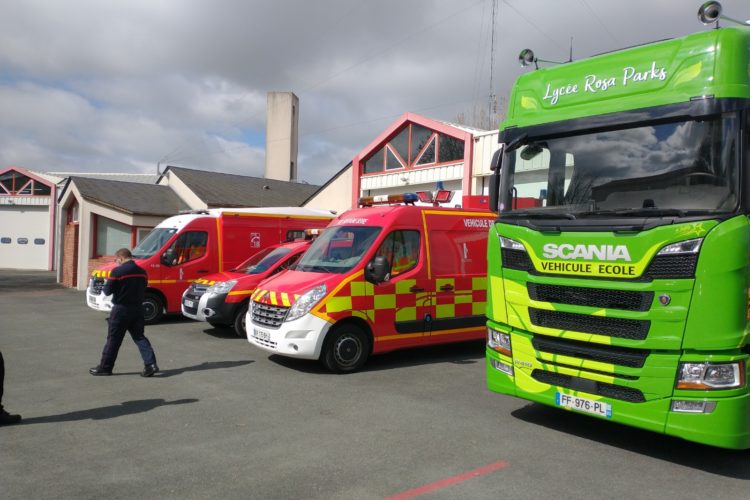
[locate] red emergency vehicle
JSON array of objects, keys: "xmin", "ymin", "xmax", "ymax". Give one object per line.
[
  {"xmin": 181, "ymin": 231, "xmax": 322, "ymax": 337},
  {"xmin": 247, "ymin": 192, "xmax": 495, "ymax": 372},
  {"xmin": 86, "ymin": 208, "xmax": 333, "ymax": 323}
]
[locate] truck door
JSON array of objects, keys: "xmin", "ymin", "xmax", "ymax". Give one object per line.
[
  {"xmin": 369, "ymin": 229, "xmax": 431, "ymax": 351},
  {"xmin": 425, "ymin": 212, "xmax": 489, "ymax": 343},
  {"xmin": 159, "ymin": 230, "xmax": 211, "ymax": 312}
]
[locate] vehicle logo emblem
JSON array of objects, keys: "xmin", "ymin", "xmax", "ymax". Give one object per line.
[{"xmin": 659, "ymin": 294, "xmax": 671, "ymax": 306}]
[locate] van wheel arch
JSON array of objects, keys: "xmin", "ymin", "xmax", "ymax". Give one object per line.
[
  {"xmin": 320, "ymin": 318, "xmax": 373, "ymax": 373},
  {"xmin": 143, "ymin": 289, "xmax": 166, "ymax": 324}
]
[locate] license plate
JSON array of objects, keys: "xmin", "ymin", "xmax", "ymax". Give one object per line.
[
  {"xmin": 88, "ymin": 295, "xmax": 96, "ymax": 305},
  {"xmin": 253, "ymin": 328, "xmax": 270, "ymax": 342},
  {"xmin": 184, "ymin": 299, "xmax": 194, "ymax": 308},
  {"xmin": 556, "ymin": 392, "xmax": 612, "ymax": 418}
]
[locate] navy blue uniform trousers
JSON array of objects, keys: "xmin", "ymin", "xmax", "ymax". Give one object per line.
[{"xmin": 100, "ymin": 304, "xmax": 156, "ymax": 368}]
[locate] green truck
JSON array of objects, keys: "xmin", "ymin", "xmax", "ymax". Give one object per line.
[{"xmin": 485, "ymin": 18, "xmax": 750, "ymax": 448}]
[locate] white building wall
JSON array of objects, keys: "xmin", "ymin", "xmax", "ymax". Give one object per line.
[{"xmin": 303, "ymin": 167, "xmax": 353, "ymax": 215}]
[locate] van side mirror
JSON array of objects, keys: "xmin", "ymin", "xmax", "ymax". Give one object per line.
[
  {"xmin": 161, "ymin": 249, "xmax": 175, "ymax": 266},
  {"xmin": 365, "ymin": 256, "xmax": 389, "ymax": 284}
]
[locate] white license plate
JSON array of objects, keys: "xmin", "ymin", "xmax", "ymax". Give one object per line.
[
  {"xmin": 88, "ymin": 295, "xmax": 96, "ymax": 305},
  {"xmin": 253, "ymin": 328, "xmax": 270, "ymax": 342},
  {"xmin": 183, "ymin": 299, "xmax": 194, "ymax": 308},
  {"xmin": 556, "ymin": 392, "xmax": 612, "ymax": 418}
]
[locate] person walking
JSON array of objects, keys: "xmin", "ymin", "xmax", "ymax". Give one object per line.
[
  {"xmin": 0, "ymin": 350, "xmax": 22, "ymax": 425},
  {"xmin": 90, "ymin": 248, "xmax": 159, "ymax": 377}
]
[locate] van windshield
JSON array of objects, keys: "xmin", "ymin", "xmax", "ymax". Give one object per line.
[
  {"xmin": 233, "ymin": 247, "xmax": 293, "ymax": 274},
  {"xmin": 132, "ymin": 228, "xmax": 177, "ymax": 259},
  {"xmin": 296, "ymin": 225, "xmax": 381, "ymax": 274}
]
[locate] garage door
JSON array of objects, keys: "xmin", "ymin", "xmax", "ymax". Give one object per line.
[{"xmin": 0, "ymin": 206, "xmax": 50, "ymax": 269}]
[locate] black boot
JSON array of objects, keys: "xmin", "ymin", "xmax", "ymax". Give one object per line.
[
  {"xmin": 141, "ymin": 363, "xmax": 159, "ymax": 377},
  {"xmin": 0, "ymin": 409, "xmax": 22, "ymax": 426},
  {"xmin": 89, "ymin": 365, "xmax": 113, "ymax": 376}
]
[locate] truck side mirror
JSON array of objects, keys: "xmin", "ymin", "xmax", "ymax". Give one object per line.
[
  {"xmin": 161, "ymin": 249, "xmax": 176, "ymax": 266},
  {"xmin": 365, "ymin": 256, "xmax": 390, "ymax": 284},
  {"xmin": 489, "ymin": 148, "xmax": 503, "ymax": 213}
]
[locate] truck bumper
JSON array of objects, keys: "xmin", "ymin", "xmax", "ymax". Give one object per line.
[
  {"xmin": 181, "ymin": 291, "xmax": 240, "ymax": 324},
  {"xmin": 246, "ymin": 312, "xmax": 332, "ymax": 360}
]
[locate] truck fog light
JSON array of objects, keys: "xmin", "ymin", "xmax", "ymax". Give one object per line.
[
  {"xmin": 487, "ymin": 328, "xmax": 512, "ymax": 356},
  {"xmin": 671, "ymin": 400, "xmax": 717, "ymax": 414},
  {"xmin": 288, "ymin": 343, "xmax": 298, "ymax": 351},
  {"xmin": 676, "ymin": 361, "xmax": 745, "ymax": 389},
  {"xmin": 491, "ymin": 358, "xmax": 514, "ymax": 375}
]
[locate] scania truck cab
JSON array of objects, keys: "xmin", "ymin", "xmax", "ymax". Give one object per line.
[
  {"xmin": 247, "ymin": 193, "xmax": 495, "ymax": 373},
  {"xmin": 485, "ymin": 18, "xmax": 750, "ymax": 448}
]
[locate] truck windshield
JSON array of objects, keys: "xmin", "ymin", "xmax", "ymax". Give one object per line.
[
  {"xmin": 296, "ymin": 225, "xmax": 381, "ymax": 274},
  {"xmin": 499, "ymin": 114, "xmax": 740, "ymax": 217},
  {"xmin": 233, "ymin": 247, "xmax": 293, "ymax": 275},
  {"xmin": 132, "ymin": 228, "xmax": 178, "ymax": 259}
]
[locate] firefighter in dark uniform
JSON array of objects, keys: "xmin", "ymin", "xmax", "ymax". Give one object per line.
[
  {"xmin": 0, "ymin": 351, "xmax": 21, "ymax": 425},
  {"xmin": 90, "ymin": 248, "xmax": 159, "ymax": 377}
]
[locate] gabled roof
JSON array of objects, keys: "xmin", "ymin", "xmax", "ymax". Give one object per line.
[
  {"xmin": 48, "ymin": 172, "xmax": 161, "ymax": 184},
  {"xmin": 301, "ymin": 161, "xmax": 352, "ymax": 206},
  {"xmin": 68, "ymin": 176, "xmax": 189, "ymax": 216},
  {"xmin": 162, "ymin": 166, "xmax": 320, "ymax": 208}
]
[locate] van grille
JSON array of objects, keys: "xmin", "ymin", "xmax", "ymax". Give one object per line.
[
  {"xmin": 183, "ymin": 283, "xmax": 209, "ymax": 302},
  {"xmin": 532, "ymin": 335, "xmax": 649, "ymax": 368},
  {"xmin": 528, "ymin": 308, "xmax": 649, "ymax": 340},
  {"xmin": 90, "ymin": 277, "xmax": 106, "ymax": 294},
  {"xmin": 252, "ymin": 302, "xmax": 288, "ymax": 328},
  {"xmin": 532, "ymin": 370, "xmax": 645, "ymax": 403},
  {"xmin": 527, "ymin": 283, "xmax": 653, "ymax": 311}
]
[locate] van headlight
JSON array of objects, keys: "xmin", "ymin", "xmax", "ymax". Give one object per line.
[
  {"xmin": 676, "ymin": 361, "xmax": 745, "ymax": 389},
  {"xmin": 206, "ymin": 279, "xmax": 237, "ymax": 295},
  {"xmin": 286, "ymin": 284, "xmax": 327, "ymax": 322}
]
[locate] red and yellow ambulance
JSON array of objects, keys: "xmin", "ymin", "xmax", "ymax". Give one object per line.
[
  {"xmin": 247, "ymin": 192, "xmax": 495, "ymax": 372},
  {"xmin": 181, "ymin": 230, "xmax": 323, "ymax": 337}
]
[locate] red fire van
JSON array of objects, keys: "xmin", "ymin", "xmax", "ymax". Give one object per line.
[
  {"xmin": 86, "ymin": 208, "xmax": 333, "ymax": 323},
  {"xmin": 247, "ymin": 193, "xmax": 495, "ymax": 372}
]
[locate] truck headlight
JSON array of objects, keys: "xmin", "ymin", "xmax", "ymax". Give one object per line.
[
  {"xmin": 206, "ymin": 279, "xmax": 237, "ymax": 295},
  {"xmin": 487, "ymin": 327, "xmax": 512, "ymax": 356},
  {"xmin": 657, "ymin": 238, "xmax": 702, "ymax": 255},
  {"xmin": 285, "ymin": 284, "xmax": 327, "ymax": 322},
  {"xmin": 500, "ymin": 236, "xmax": 526, "ymax": 252},
  {"xmin": 676, "ymin": 361, "xmax": 745, "ymax": 389}
]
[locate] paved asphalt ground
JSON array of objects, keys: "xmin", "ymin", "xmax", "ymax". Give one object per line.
[{"xmin": 1, "ymin": 269, "xmax": 750, "ymax": 499}]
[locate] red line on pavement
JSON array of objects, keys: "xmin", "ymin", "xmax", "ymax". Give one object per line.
[{"xmin": 383, "ymin": 460, "xmax": 510, "ymax": 500}]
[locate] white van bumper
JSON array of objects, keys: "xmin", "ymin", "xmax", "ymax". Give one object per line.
[
  {"xmin": 86, "ymin": 287, "xmax": 113, "ymax": 312},
  {"xmin": 246, "ymin": 312, "xmax": 332, "ymax": 360}
]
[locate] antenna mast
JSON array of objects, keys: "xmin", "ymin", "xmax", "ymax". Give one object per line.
[{"xmin": 488, "ymin": 0, "xmax": 498, "ymax": 129}]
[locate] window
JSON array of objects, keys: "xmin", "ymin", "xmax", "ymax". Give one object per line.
[
  {"xmin": 286, "ymin": 230, "xmax": 305, "ymax": 241},
  {"xmin": 67, "ymin": 202, "xmax": 79, "ymax": 224},
  {"xmin": 0, "ymin": 171, "xmax": 50, "ymax": 196},
  {"xmin": 95, "ymin": 216, "xmax": 131, "ymax": 257},
  {"xmin": 375, "ymin": 230, "xmax": 420, "ymax": 278},
  {"xmin": 34, "ymin": 238, "xmax": 45, "ymax": 245},
  {"xmin": 136, "ymin": 227, "xmax": 152, "ymax": 245},
  {"xmin": 167, "ymin": 231, "xmax": 208, "ymax": 265},
  {"xmin": 17, "ymin": 238, "xmax": 28, "ymax": 245},
  {"xmin": 1, "ymin": 237, "xmax": 10, "ymax": 244}
]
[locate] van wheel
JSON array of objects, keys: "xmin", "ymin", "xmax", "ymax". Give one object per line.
[
  {"xmin": 143, "ymin": 292, "xmax": 165, "ymax": 324},
  {"xmin": 321, "ymin": 325, "xmax": 370, "ymax": 373},
  {"xmin": 233, "ymin": 303, "xmax": 249, "ymax": 338}
]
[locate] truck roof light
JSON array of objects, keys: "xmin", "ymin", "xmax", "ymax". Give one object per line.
[
  {"xmin": 416, "ymin": 191, "xmax": 433, "ymax": 203},
  {"xmin": 434, "ymin": 190, "xmax": 454, "ymax": 203}
]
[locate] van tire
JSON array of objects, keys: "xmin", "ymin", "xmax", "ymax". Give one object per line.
[
  {"xmin": 143, "ymin": 292, "xmax": 165, "ymax": 324},
  {"xmin": 321, "ymin": 324, "xmax": 370, "ymax": 373},
  {"xmin": 233, "ymin": 302, "xmax": 249, "ymax": 338}
]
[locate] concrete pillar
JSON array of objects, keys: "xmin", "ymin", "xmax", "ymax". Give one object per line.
[{"xmin": 265, "ymin": 92, "xmax": 299, "ymax": 182}]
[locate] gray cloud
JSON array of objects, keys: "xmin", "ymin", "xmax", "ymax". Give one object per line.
[{"xmin": 1, "ymin": 0, "xmax": 747, "ymax": 185}]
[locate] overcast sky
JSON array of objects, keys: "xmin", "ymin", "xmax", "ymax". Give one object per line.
[{"xmin": 1, "ymin": 0, "xmax": 747, "ymax": 185}]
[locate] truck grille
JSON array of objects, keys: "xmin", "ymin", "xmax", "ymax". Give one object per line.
[
  {"xmin": 528, "ymin": 308, "xmax": 649, "ymax": 340},
  {"xmin": 532, "ymin": 335, "xmax": 649, "ymax": 368},
  {"xmin": 90, "ymin": 277, "xmax": 106, "ymax": 294},
  {"xmin": 252, "ymin": 302, "xmax": 288, "ymax": 328},
  {"xmin": 532, "ymin": 369, "xmax": 646, "ymax": 403},
  {"xmin": 643, "ymin": 254, "xmax": 698, "ymax": 279},
  {"xmin": 527, "ymin": 283, "xmax": 653, "ymax": 312}
]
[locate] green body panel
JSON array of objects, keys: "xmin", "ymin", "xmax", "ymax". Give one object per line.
[{"xmin": 503, "ymin": 28, "xmax": 750, "ymax": 131}]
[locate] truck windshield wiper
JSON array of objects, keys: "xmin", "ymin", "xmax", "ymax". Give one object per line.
[
  {"xmin": 579, "ymin": 208, "xmax": 688, "ymax": 217},
  {"xmin": 504, "ymin": 210, "xmax": 577, "ymax": 220}
]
